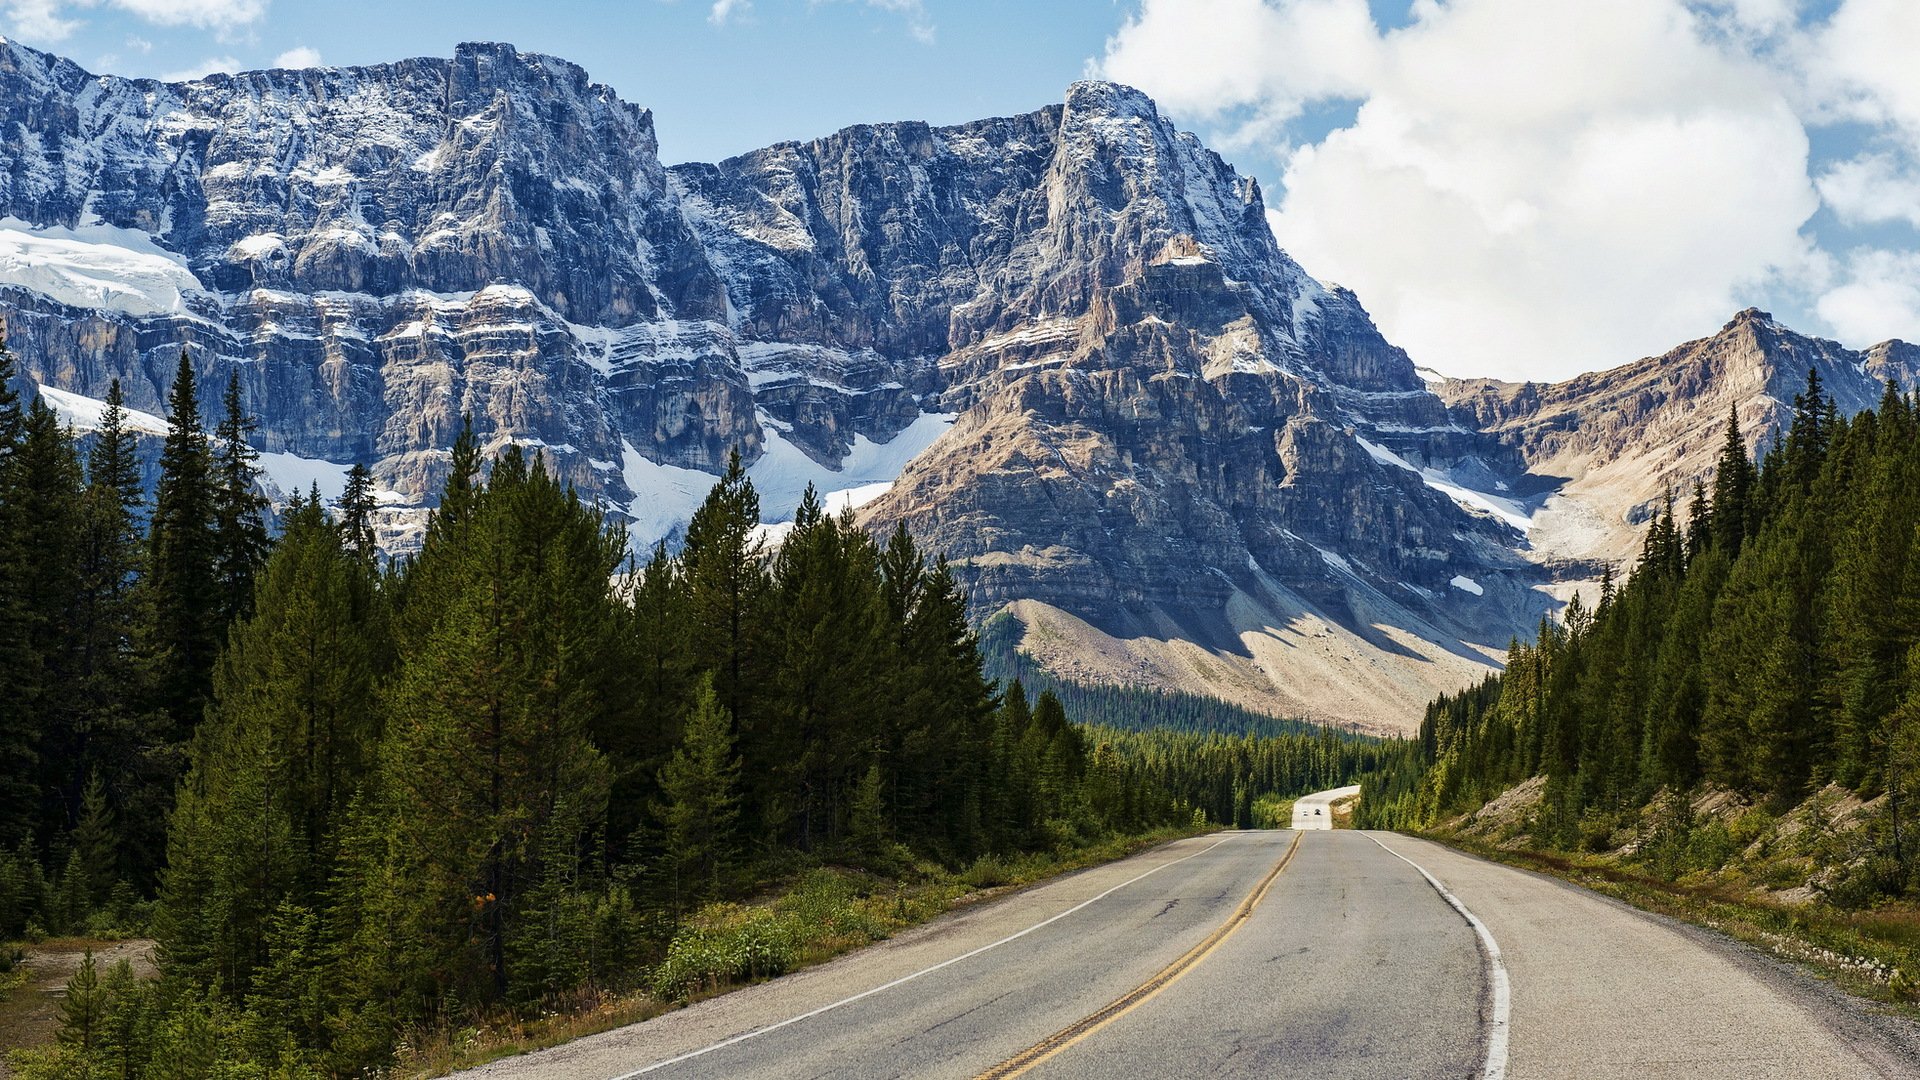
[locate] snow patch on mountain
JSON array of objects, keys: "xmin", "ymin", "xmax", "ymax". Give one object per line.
[
  {"xmin": 0, "ymin": 218, "xmax": 204, "ymax": 316},
  {"xmin": 751, "ymin": 412, "xmax": 957, "ymax": 524},
  {"xmin": 622, "ymin": 441, "xmax": 715, "ymax": 548},
  {"xmin": 1356, "ymin": 434, "xmax": 1534, "ymax": 534},
  {"xmin": 256, "ymin": 452, "xmax": 353, "ymax": 502},
  {"xmin": 33, "ymin": 383, "xmax": 168, "ymax": 435}
]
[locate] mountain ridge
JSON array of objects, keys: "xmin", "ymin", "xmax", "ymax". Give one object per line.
[{"xmin": 0, "ymin": 38, "xmax": 1912, "ymax": 731}]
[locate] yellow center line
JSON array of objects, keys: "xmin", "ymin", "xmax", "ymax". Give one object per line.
[{"xmin": 973, "ymin": 830, "xmax": 1304, "ymax": 1080}]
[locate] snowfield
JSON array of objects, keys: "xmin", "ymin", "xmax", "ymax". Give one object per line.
[{"xmin": 0, "ymin": 218, "xmax": 205, "ymax": 316}]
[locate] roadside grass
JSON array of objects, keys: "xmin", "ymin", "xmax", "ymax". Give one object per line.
[
  {"xmin": 1425, "ymin": 831, "xmax": 1920, "ymax": 1011},
  {"xmin": 397, "ymin": 824, "xmax": 1211, "ymax": 1077}
]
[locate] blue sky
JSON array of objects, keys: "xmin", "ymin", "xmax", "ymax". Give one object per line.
[
  {"xmin": 4, "ymin": 0, "xmax": 1137, "ymax": 165},
  {"xmin": 3, "ymin": 0, "xmax": 1918, "ymax": 380}
]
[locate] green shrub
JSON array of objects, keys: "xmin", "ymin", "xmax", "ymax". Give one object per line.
[{"xmin": 649, "ymin": 907, "xmax": 796, "ymax": 1001}]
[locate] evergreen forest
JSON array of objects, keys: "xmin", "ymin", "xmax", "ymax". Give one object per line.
[{"xmin": 1357, "ymin": 372, "xmax": 1920, "ymax": 903}]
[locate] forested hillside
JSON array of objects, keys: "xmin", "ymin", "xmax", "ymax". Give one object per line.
[
  {"xmin": 0, "ymin": 338, "xmax": 1384, "ymax": 1076},
  {"xmin": 1359, "ymin": 371, "xmax": 1920, "ymax": 902}
]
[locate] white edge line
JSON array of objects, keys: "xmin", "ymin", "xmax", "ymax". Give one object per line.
[
  {"xmin": 1368, "ymin": 833, "xmax": 1510, "ymax": 1080},
  {"xmin": 610, "ymin": 833, "xmax": 1243, "ymax": 1078}
]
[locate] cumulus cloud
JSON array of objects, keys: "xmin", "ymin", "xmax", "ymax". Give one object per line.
[
  {"xmin": 159, "ymin": 53, "xmax": 237, "ymax": 80},
  {"xmin": 4, "ymin": 0, "xmax": 263, "ymax": 43},
  {"xmin": 3, "ymin": 0, "xmax": 83, "ymax": 41},
  {"xmin": 108, "ymin": 0, "xmax": 264, "ymax": 31},
  {"xmin": 1816, "ymin": 248, "xmax": 1920, "ymax": 345},
  {"xmin": 1098, "ymin": 0, "xmax": 1920, "ymax": 380},
  {"xmin": 1817, "ymin": 154, "xmax": 1920, "ymax": 229},
  {"xmin": 1100, "ymin": 0, "xmax": 1376, "ymax": 127},
  {"xmin": 271, "ymin": 44, "xmax": 319, "ymax": 69}
]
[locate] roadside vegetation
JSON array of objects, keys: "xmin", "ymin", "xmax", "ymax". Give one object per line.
[{"xmin": 1353, "ymin": 371, "xmax": 1920, "ymax": 1006}]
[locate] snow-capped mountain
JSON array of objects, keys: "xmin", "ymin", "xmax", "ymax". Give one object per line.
[{"xmin": 0, "ymin": 40, "xmax": 1910, "ymax": 730}]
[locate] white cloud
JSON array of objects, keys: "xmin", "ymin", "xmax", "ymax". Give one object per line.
[
  {"xmin": 3, "ymin": 0, "xmax": 82, "ymax": 41},
  {"xmin": 108, "ymin": 0, "xmax": 264, "ymax": 31},
  {"xmin": 711, "ymin": 0, "xmax": 933, "ymax": 42},
  {"xmin": 1817, "ymin": 153, "xmax": 1920, "ymax": 229},
  {"xmin": 1101, "ymin": 0, "xmax": 1832, "ymax": 380},
  {"xmin": 159, "ymin": 54, "xmax": 238, "ymax": 81},
  {"xmin": 3, "ymin": 0, "xmax": 262, "ymax": 43},
  {"xmin": 271, "ymin": 44, "xmax": 319, "ymax": 69},
  {"xmin": 1803, "ymin": 0, "xmax": 1920, "ymax": 137},
  {"xmin": 857, "ymin": 0, "xmax": 933, "ymax": 43},
  {"xmin": 1100, "ymin": 0, "xmax": 1376, "ymax": 123},
  {"xmin": 1816, "ymin": 248, "xmax": 1920, "ymax": 345}
]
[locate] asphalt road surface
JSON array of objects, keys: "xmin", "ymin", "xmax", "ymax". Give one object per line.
[{"xmin": 458, "ymin": 814, "xmax": 1920, "ymax": 1079}]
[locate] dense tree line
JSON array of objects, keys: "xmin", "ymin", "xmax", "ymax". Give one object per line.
[
  {"xmin": 1095, "ymin": 724, "xmax": 1397, "ymax": 828},
  {"xmin": 0, "ymin": 346, "xmax": 267, "ymax": 941},
  {"xmin": 1356, "ymin": 374, "xmax": 1920, "ymax": 891}
]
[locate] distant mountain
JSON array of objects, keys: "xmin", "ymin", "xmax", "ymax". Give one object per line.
[
  {"xmin": 0, "ymin": 40, "xmax": 1911, "ymax": 732},
  {"xmin": 1439, "ymin": 309, "xmax": 1920, "ymax": 569}
]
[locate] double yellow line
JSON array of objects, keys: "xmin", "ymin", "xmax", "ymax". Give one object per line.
[{"xmin": 974, "ymin": 831, "xmax": 1303, "ymax": 1079}]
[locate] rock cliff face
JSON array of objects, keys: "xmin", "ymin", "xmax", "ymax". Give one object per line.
[{"xmin": 2, "ymin": 41, "xmax": 1911, "ymax": 731}]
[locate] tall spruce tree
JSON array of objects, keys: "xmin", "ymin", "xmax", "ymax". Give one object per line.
[
  {"xmin": 0, "ymin": 339, "xmax": 29, "ymax": 847},
  {"xmin": 680, "ymin": 449, "xmax": 768, "ymax": 828},
  {"xmin": 158, "ymin": 496, "xmax": 382, "ymax": 1000},
  {"xmin": 13, "ymin": 399, "xmax": 86, "ymax": 848},
  {"xmin": 336, "ymin": 462, "xmax": 378, "ymax": 560},
  {"xmin": 654, "ymin": 675, "xmax": 740, "ymax": 910},
  {"xmin": 1710, "ymin": 406, "xmax": 1757, "ymax": 555},
  {"xmin": 349, "ymin": 448, "xmax": 621, "ymax": 1006},
  {"xmin": 212, "ymin": 373, "xmax": 270, "ymax": 628},
  {"xmin": 146, "ymin": 349, "xmax": 221, "ymax": 739},
  {"xmin": 68, "ymin": 379, "xmax": 158, "ymax": 878}
]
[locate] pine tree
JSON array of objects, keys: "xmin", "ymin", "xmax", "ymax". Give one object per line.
[
  {"xmin": 56, "ymin": 950, "xmax": 111, "ymax": 1053},
  {"xmin": 146, "ymin": 349, "xmax": 221, "ymax": 739},
  {"xmin": 1710, "ymin": 406, "xmax": 1756, "ymax": 555},
  {"xmin": 336, "ymin": 462, "xmax": 378, "ymax": 559},
  {"xmin": 655, "ymin": 676, "xmax": 741, "ymax": 909},
  {"xmin": 612, "ymin": 541, "xmax": 692, "ymax": 865},
  {"xmin": 212, "ymin": 372, "xmax": 270, "ymax": 628},
  {"xmin": 351, "ymin": 449, "xmax": 619, "ymax": 1005},
  {"xmin": 766, "ymin": 492, "xmax": 888, "ymax": 850},
  {"xmin": 0, "ymin": 337, "xmax": 31, "ymax": 849},
  {"xmin": 72, "ymin": 379, "xmax": 149, "ymax": 804},
  {"xmin": 4, "ymin": 399, "xmax": 85, "ymax": 846},
  {"xmin": 71, "ymin": 774, "xmax": 117, "ymax": 906},
  {"xmin": 680, "ymin": 449, "xmax": 768, "ymax": 829}
]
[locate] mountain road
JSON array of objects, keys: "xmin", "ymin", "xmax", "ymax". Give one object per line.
[{"xmin": 456, "ymin": 801, "xmax": 1920, "ymax": 1078}]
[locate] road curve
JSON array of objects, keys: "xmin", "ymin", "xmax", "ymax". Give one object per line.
[
  {"xmin": 453, "ymin": 826, "xmax": 1920, "ymax": 1079},
  {"xmin": 1291, "ymin": 784, "xmax": 1361, "ymax": 830}
]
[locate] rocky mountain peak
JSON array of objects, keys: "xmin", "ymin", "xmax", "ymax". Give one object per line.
[{"xmin": 12, "ymin": 39, "xmax": 1910, "ymax": 732}]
